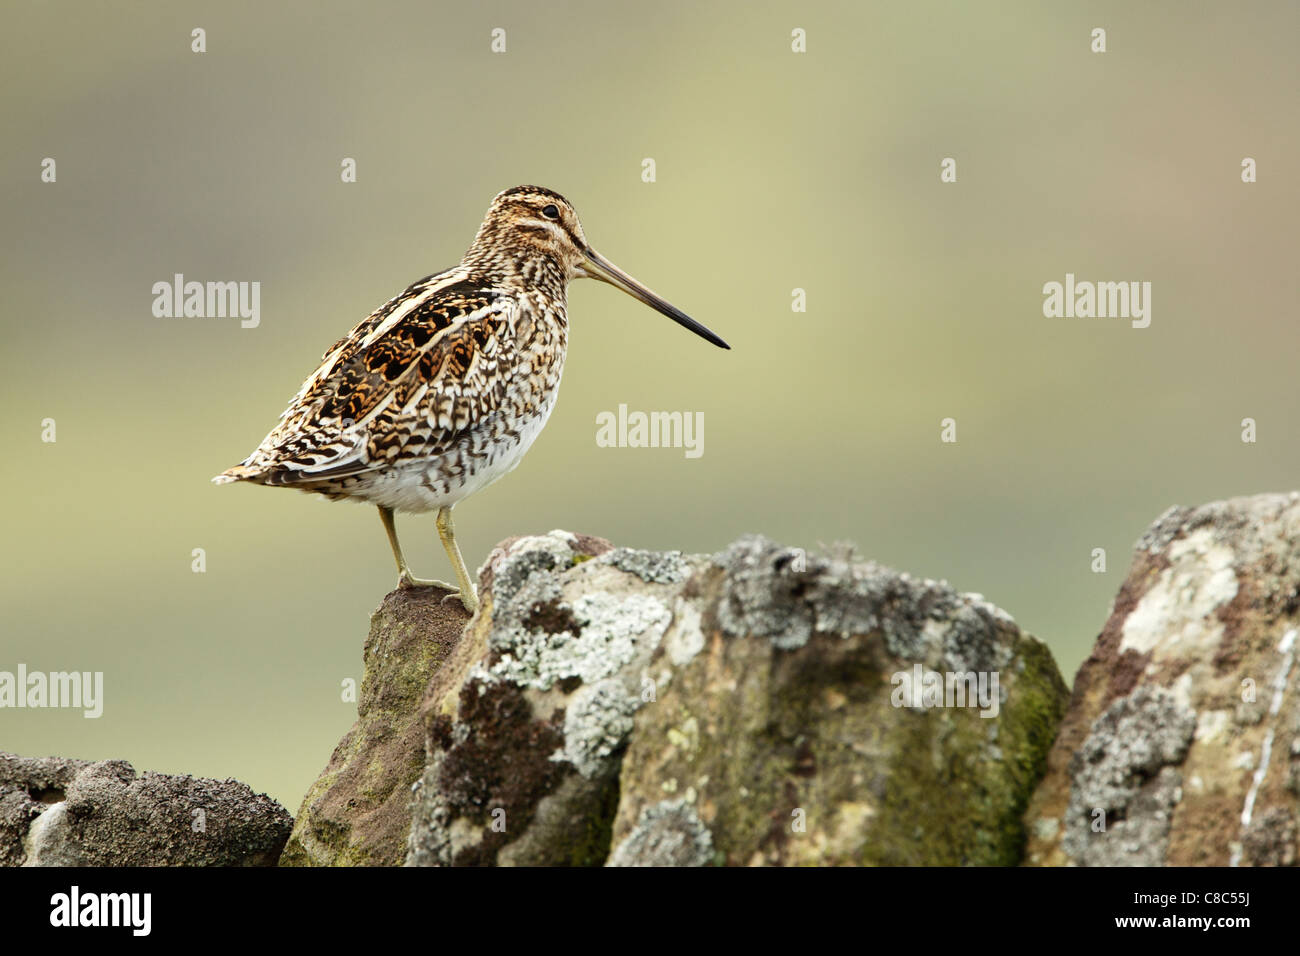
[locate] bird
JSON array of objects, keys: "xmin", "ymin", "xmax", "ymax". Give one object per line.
[{"xmin": 213, "ymin": 185, "xmax": 729, "ymax": 614}]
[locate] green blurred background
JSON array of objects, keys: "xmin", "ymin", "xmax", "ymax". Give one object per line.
[{"xmin": 2, "ymin": 1, "xmax": 1297, "ymax": 811}]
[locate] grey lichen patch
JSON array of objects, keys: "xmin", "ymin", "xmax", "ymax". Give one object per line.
[
  {"xmin": 1063, "ymin": 685, "xmax": 1197, "ymax": 866},
  {"xmin": 482, "ymin": 532, "xmax": 674, "ymax": 692},
  {"xmin": 598, "ymin": 547, "xmax": 689, "ymax": 584},
  {"xmin": 915, "ymin": 603, "xmax": 1013, "ymax": 675},
  {"xmin": 962, "ymin": 592, "xmax": 1019, "ymax": 629},
  {"xmin": 1136, "ymin": 505, "xmax": 1193, "ymax": 554},
  {"xmin": 606, "ymin": 799, "xmax": 714, "ymax": 867},
  {"xmin": 556, "ymin": 679, "xmax": 638, "ymax": 779},
  {"xmin": 1239, "ymin": 807, "xmax": 1297, "ymax": 866},
  {"xmin": 1135, "ymin": 493, "xmax": 1300, "ymax": 565},
  {"xmin": 712, "ymin": 535, "xmax": 1014, "ymax": 672},
  {"xmin": 490, "ymin": 591, "xmax": 672, "ymax": 690},
  {"xmin": 713, "ymin": 535, "xmax": 821, "ymax": 649},
  {"xmin": 487, "ymin": 532, "xmax": 579, "ymax": 609}
]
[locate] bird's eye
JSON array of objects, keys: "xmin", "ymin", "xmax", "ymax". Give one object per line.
[{"xmin": 541, "ymin": 204, "xmax": 560, "ymax": 220}]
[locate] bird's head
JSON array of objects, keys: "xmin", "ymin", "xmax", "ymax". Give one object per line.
[{"xmin": 465, "ymin": 185, "xmax": 729, "ymax": 349}]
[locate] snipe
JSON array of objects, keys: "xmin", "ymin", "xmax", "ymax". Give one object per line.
[{"xmin": 213, "ymin": 186, "xmax": 729, "ymax": 613}]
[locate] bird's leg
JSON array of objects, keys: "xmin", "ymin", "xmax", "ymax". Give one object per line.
[
  {"xmin": 377, "ymin": 506, "xmax": 457, "ymax": 591},
  {"xmin": 436, "ymin": 506, "xmax": 479, "ymax": 615}
]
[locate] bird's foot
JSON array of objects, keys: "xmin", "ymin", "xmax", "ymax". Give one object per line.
[
  {"xmin": 454, "ymin": 587, "xmax": 479, "ymax": 616},
  {"xmin": 397, "ymin": 571, "xmax": 478, "ymax": 615},
  {"xmin": 397, "ymin": 570, "xmax": 458, "ymax": 592}
]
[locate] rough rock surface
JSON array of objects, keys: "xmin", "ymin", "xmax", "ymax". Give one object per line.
[
  {"xmin": 280, "ymin": 587, "xmax": 469, "ymax": 865},
  {"xmin": 1024, "ymin": 492, "xmax": 1300, "ymax": 866},
  {"xmin": 0, "ymin": 752, "xmax": 291, "ymax": 866},
  {"xmin": 404, "ymin": 531, "xmax": 1068, "ymax": 866}
]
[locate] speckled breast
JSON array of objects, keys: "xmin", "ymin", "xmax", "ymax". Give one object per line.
[{"xmin": 345, "ymin": 297, "xmax": 567, "ymax": 513}]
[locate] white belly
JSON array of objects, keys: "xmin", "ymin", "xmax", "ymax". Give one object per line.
[{"xmin": 354, "ymin": 394, "xmax": 558, "ymax": 514}]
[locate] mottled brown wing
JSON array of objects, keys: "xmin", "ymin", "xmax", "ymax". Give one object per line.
[{"xmin": 233, "ymin": 272, "xmax": 518, "ymax": 484}]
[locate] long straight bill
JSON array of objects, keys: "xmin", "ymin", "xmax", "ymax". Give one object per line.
[{"xmin": 582, "ymin": 248, "xmax": 730, "ymax": 349}]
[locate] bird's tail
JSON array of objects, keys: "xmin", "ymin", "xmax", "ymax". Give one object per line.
[{"xmin": 211, "ymin": 463, "xmax": 264, "ymax": 485}]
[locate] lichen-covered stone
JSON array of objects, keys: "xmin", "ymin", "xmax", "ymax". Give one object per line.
[
  {"xmin": 1061, "ymin": 686, "xmax": 1196, "ymax": 866},
  {"xmin": 279, "ymin": 586, "xmax": 469, "ymax": 866},
  {"xmin": 405, "ymin": 531, "xmax": 1068, "ymax": 866},
  {"xmin": 0, "ymin": 752, "xmax": 290, "ymax": 866},
  {"xmin": 607, "ymin": 799, "xmax": 714, "ymax": 867},
  {"xmin": 406, "ymin": 530, "xmax": 659, "ymax": 866},
  {"xmin": 1024, "ymin": 492, "xmax": 1300, "ymax": 866},
  {"xmin": 599, "ymin": 547, "xmax": 689, "ymax": 585}
]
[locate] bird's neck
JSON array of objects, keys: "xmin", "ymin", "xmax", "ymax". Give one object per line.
[{"xmin": 463, "ymin": 244, "xmax": 569, "ymax": 301}]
